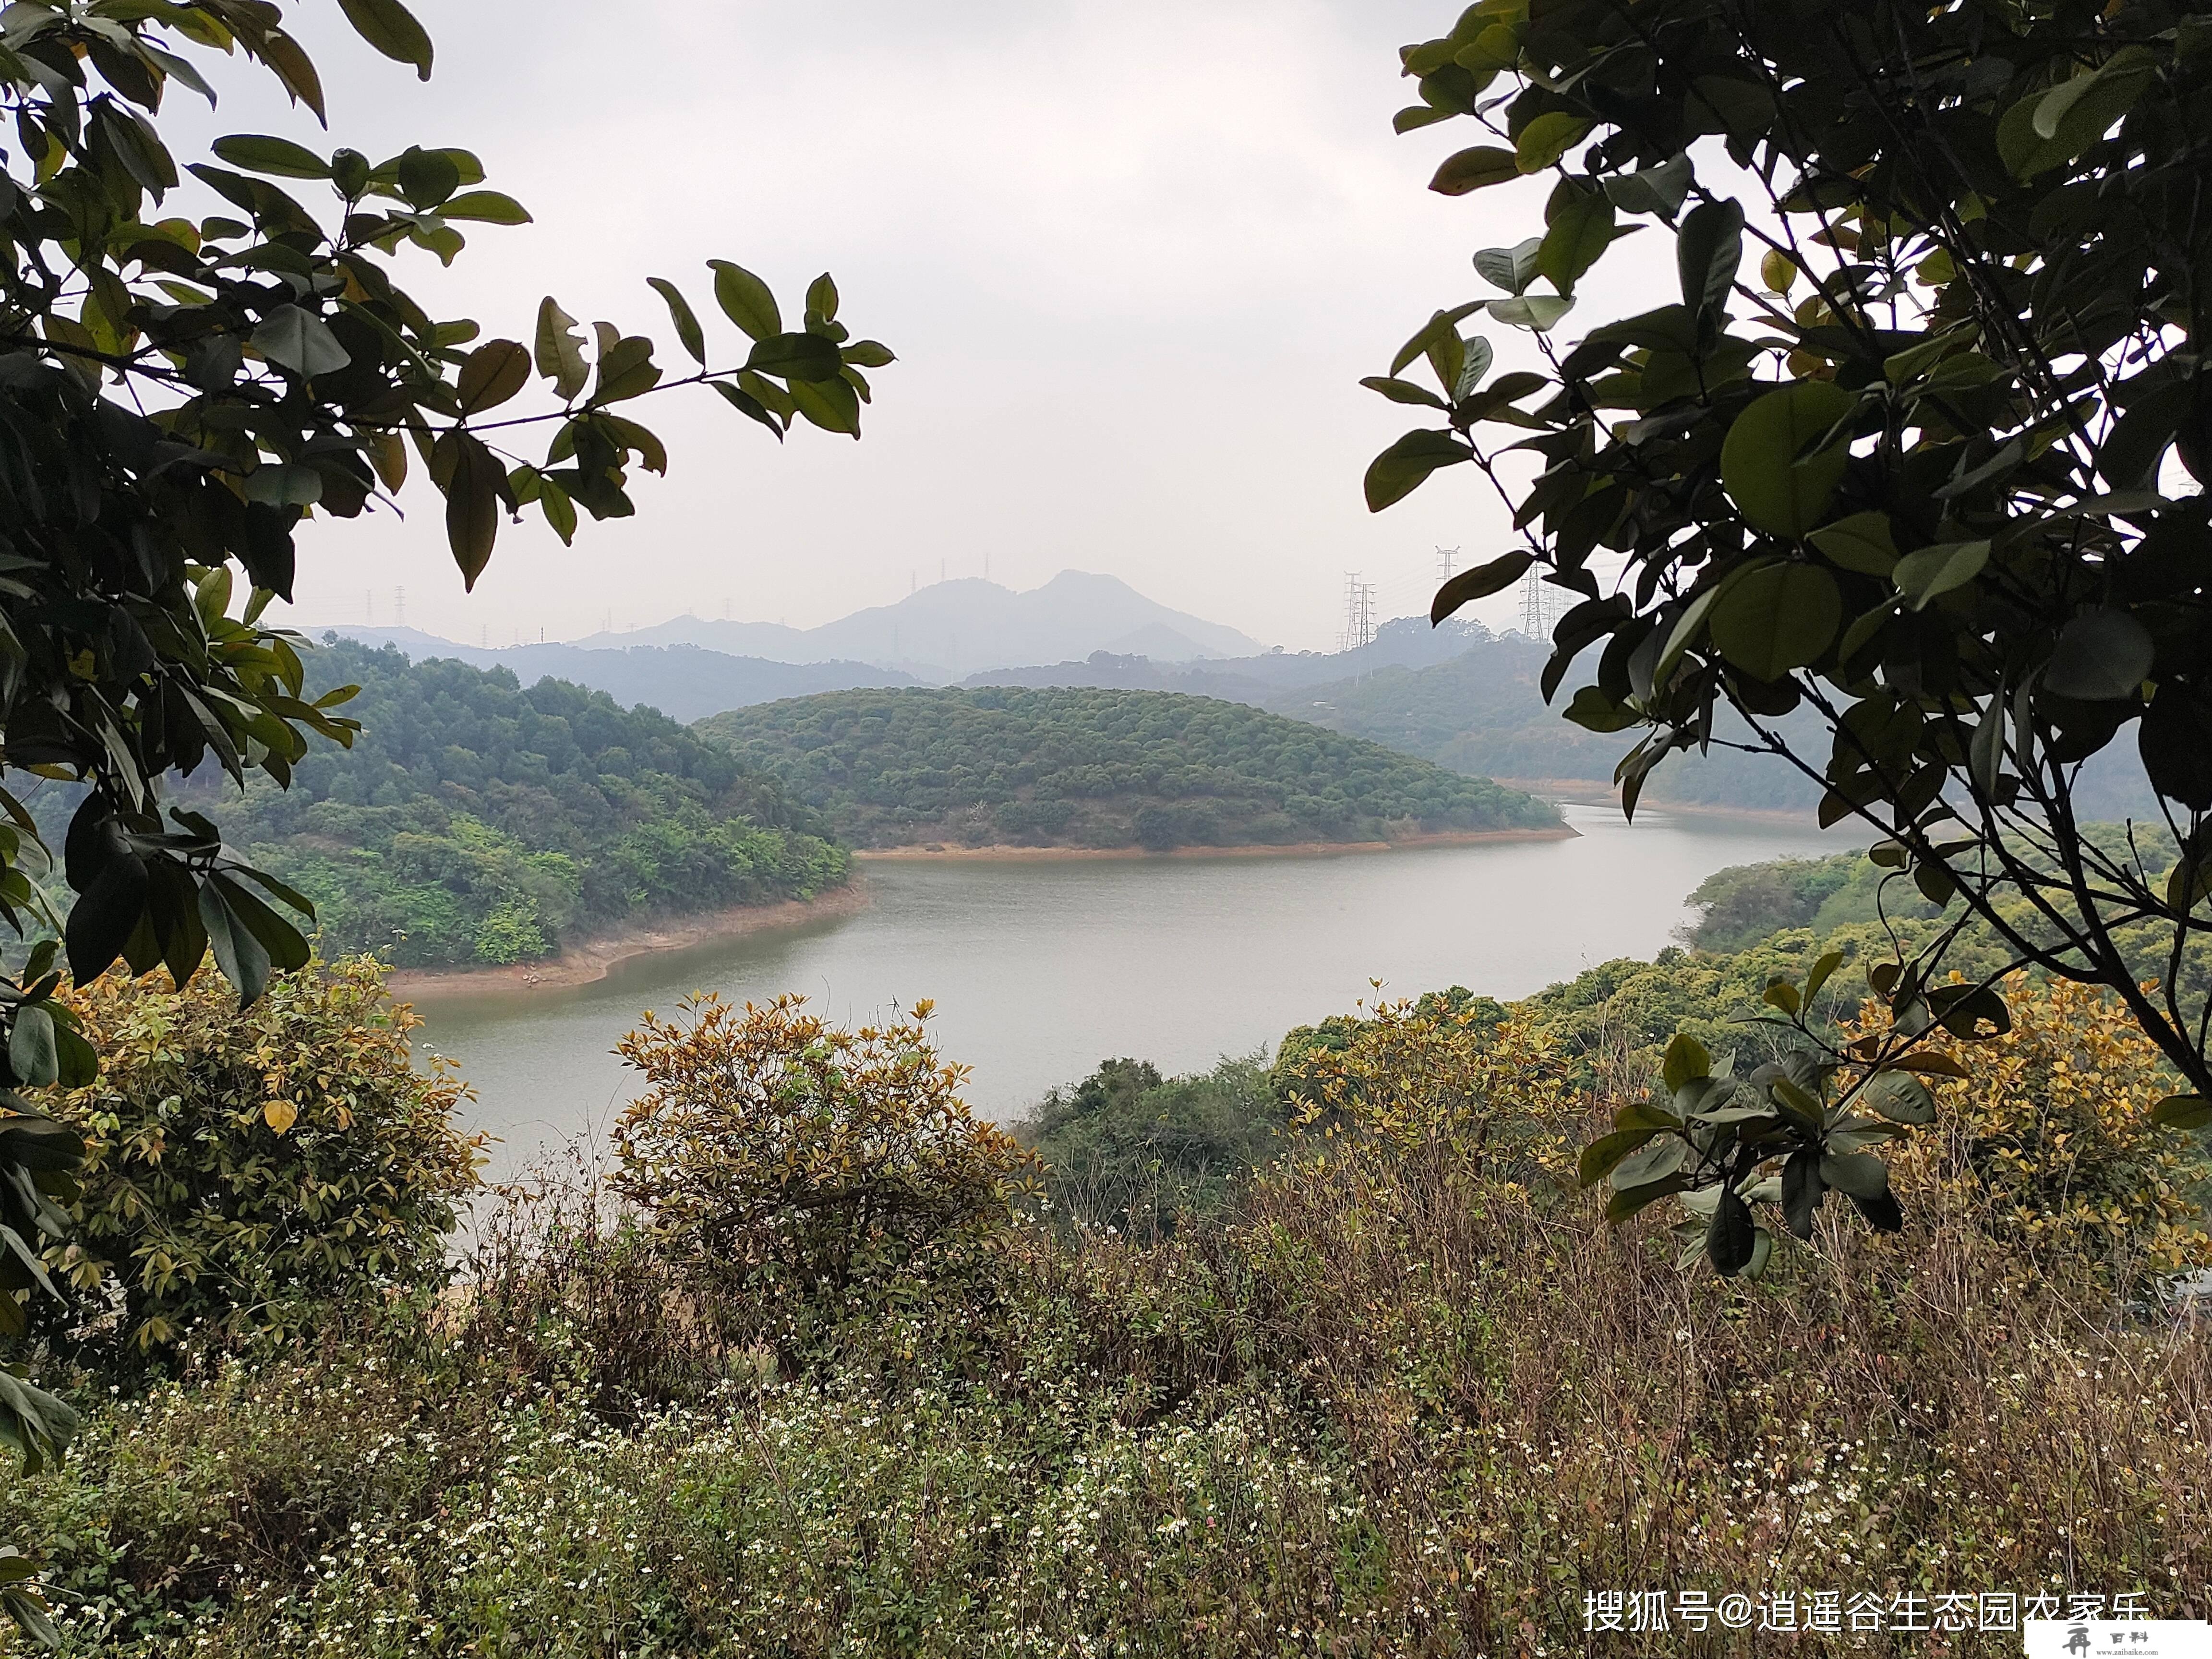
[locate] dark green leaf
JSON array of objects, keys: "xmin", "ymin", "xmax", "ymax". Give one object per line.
[
  {"xmin": 1719, "ymin": 381, "xmax": 1856, "ymax": 536},
  {"xmin": 335, "ymin": 0, "xmax": 433, "ymax": 78},
  {"xmin": 439, "ymin": 190, "xmax": 530, "ymax": 225},
  {"xmin": 1662, "ymin": 1031, "xmax": 1711, "ymax": 1093},
  {"xmin": 1707, "ymin": 1183, "xmax": 1755, "ymax": 1274},
  {"xmin": 1515, "ymin": 112, "xmax": 1589, "ymax": 172},
  {"xmin": 1602, "ymin": 154, "xmax": 1692, "ymax": 216},
  {"xmin": 210, "ymin": 134, "xmax": 328, "ymax": 180},
  {"xmin": 1808, "ymin": 512, "xmax": 1899, "ymax": 576},
  {"xmin": 251, "ymin": 307, "xmax": 350, "ymax": 380},
  {"xmin": 647, "ymin": 278, "xmax": 707, "ymax": 366},
  {"xmin": 2042, "ymin": 608, "xmax": 2154, "ymax": 702},
  {"xmin": 1365, "ymin": 430, "xmax": 1469, "ymax": 512},
  {"xmin": 1676, "ymin": 199, "xmax": 1744, "ymax": 316},
  {"xmin": 2150, "ymin": 1094, "xmax": 2212, "ymax": 1130},
  {"xmin": 1538, "ymin": 189, "xmax": 1615, "ymax": 296},
  {"xmin": 198, "ymin": 879, "xmax": 271, "ymax": 1006},
  {"xmin": 456, "ymin": 339, "xmax": 529, "ymax": 414},
  {"xmin": 396, "ymin": 146, "xmax": 461, "ymax": 210},
  {"xmin": 1863, "ymin": 1070, "xmax": 1936, "ymax": 1126},
  {"xmin": 7, "ymin": 1008, "xmax": 56, "ymax": 1090},
  {"xmin": 744, "ymin": 332, "xmax": 842, "ymax": 384},
  {"xmin": 1430, "ymin": 146, "xmax": 1520, "ymax": 195},
  {"xmin": 1431, "ymin": 551, "xmax": 1531, "ymax": 622},
  {"xmin": 1891, "ymin": 540, "xmax": 1990, "ymax": 610},
  {"xmin": 1781, "ymin": 1147, "xmax": 1824, "ymax": 1238},
  {"xmin": 1579, "ymin": 1126, "xmax": 1659, "ymax": 1188},
  {"xmin": 710, "ymin": 261, "xmax": 781, "ymax": 341},
  {"xmin": 1818, "ymin": 1150, "xmax": 1889, "ymax": 1200},
  {"xmin": 534, "ymin": 298, "xmax": 589, "ymax": 400},
  {"xmin": 1707, "ymin": 564, "xmax": 1841, "ymax": 680}
]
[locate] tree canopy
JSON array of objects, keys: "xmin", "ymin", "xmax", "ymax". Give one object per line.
[
  {"xmin": 152, "ymin": 640, "xmax": 848, "ymax": 969},
  {"xmin": 697, "ymin": 686, "xmax": 1560, "ymax": 851},
  {"xmin": 1372, "ymin": 0, "xmax": 2212, "ymax": 1272}
]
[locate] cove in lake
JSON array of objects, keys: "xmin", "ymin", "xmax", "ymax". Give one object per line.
[{"xmin": 413, "ymin": 804, "xmax": 1847, "ymax": 1181}]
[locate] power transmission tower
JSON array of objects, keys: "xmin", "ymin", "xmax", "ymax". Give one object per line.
[
  {"xmin": 1518, "ymin": 567, "xmax": 1563, "ymax": 639},
  {"xmin": 1339, "ymin": 573, "xmax": 1376, "ymax": 655},
  {"xmin": 1436, "ymin": 546, "xmax": 1459, "ymax": 582}
]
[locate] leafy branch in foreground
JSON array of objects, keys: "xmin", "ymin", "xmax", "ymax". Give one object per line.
[
  {"xmin": 0, "ymin": 0, "xmax": 895, "ymax": 1635},
  {"xmin": 1370, "ymin": 0, "xmax": 2212, "ymax": 1261}
]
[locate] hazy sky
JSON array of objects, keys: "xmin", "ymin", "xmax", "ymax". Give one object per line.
[{"xmin": 201, "ymin": 1, "xmax": 1659, "ymax": 649}]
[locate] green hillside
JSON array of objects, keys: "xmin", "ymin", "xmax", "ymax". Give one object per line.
[
  {"xmin": 1273, "ymin": 634, "xmax": 2162, "ymax": 820},
  {"xmin": 695, "ymin": 686, "xmax": 1558, "ymax": 851},
  {"xmin": 177, "ymin": 639, "xmax": 848, "ymax": 969},
  {"xmin": 1266, "ymin": 638, "xmax": 1824, "ymax": 813}
]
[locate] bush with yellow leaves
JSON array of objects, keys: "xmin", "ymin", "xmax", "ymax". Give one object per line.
[
  {"xmin": 1284, "ymin": 991, "xmax": 1582, "ymax": 1193},
  {"xmin": 612, "ymin": 995, "xmax": 1033, "ymax": 1314},
  {"xmin": 40, "ymin": 957, "xmax": 483, "ymax": 1358},
  {"xmin": 1874, "ymin": 974, "xmax": 2212, "ymax": 1283}
]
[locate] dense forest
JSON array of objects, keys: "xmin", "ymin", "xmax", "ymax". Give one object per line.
[
  {"xmin": 166, "ymin": 640, "xmax": 849, "ymax": 969},
  {"xmin": 694, "ymin": 686, "xmax": 1558, "ymax": 851}
]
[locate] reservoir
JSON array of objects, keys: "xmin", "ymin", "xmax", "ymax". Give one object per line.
[{"xmin": 412, "ymin": 804, "xmax": 1846, "ymax": 1180}]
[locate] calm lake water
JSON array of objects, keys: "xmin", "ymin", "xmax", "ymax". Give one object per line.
[{"xmin": 413, "ymin": 804, "xmax": 1847, "ymax": 1181}]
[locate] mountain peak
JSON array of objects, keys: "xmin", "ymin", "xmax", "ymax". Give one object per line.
[{"xmin": 565, "ymin": 570, "xmax": 1259, "ymax": 679}]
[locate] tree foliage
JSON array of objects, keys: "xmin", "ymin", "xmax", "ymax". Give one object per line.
[
  {"xmin": 40, "ymin": 955, "xmax": 482, "ymax": 1358},
  {"xmin": 168, "ymin": 640, "xmax": 848, "ymax": 968},
  {"xmin": 0, "ymin": 0, "xmax": 890, "ymax": 1018},
  {"xmin": 1019, "ymin": 1056, "xmax": 1289, "ymax": 1238},
  {"xmin": 1373, "ymin": 0, "xmax": 2212, "ymax": 1257},
  {"xmin": 697, "ymin": 686, "xmax": 1559, "ymax": 851},
  {"xmin": 612, "ymin": 996, "xmax": 1033, "ymax": 1330},
  {"xmin": 0, "ymin": 0, "xmax": 890, "ymax": 1624}
]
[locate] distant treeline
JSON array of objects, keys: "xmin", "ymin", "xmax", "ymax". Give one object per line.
[
  {"xmin": 174, "ymin": 640, "xmax": 847, "ymax": 968},
  {"xmin": 695, "ymin": 685, "xmax": 1559, "ymax": 851}
]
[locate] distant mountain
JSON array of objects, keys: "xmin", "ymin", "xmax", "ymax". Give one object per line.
[
  {"xmin": 964, "ymin": 615, "xmax": 1491, "ymax": 700},
  {"xmin": 301, "ymin": 628, "xmax": 914, "ymax": 723},
  {"xmin": 573, "ymin": 571, "xmax": 1265, "ymax": 678},
  {"xmin": 1267, "ymin": 632, "xmax": 2161, "ymax": 820}
]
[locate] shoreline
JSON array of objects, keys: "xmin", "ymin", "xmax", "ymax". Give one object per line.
[
  {"xmin": 853, "ymin": 824, "xmax": 1577, "ymax": 862},
  {"xmin": 386, "ymin": 883, "xmax": 873, "ymax": 1000},
  {"xmin": 1491, "ymin": 781, "xmax": 1823, "ymax": 828}
]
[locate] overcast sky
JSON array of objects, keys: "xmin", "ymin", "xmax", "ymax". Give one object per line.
[{"xmin": 206, "ymin": 1, "xmax": 1659, "ymax": 650}]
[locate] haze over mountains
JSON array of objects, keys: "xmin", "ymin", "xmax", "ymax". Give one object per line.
[
  {"xmin": 311, "ymin": 571, "xmax": 1277, "ymax": 718},
  {"xmin": 564, "ymin": 571, "xmax": 1264, "ymax": 678}
]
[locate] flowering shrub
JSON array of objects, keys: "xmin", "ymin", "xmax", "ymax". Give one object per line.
[
  {"xmin": 613, "ymin": 995, "xmax": 1033, "ymax": 1305},
  {"xmin": 41, "ymin": 957, "xmax": 484, "ymax": 1356}
]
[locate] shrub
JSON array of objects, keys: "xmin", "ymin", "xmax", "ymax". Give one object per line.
[
  {"xmin": 41, "ymin": 957, "xmax": 484, "ymax": 1357},
  {"xmin": 1283, "ymin": 993, "xmax": 1581, "ymax": 1188},
  {"xmin": 1875, "ymin": 975, "xmax": 2212, "ymax": 1286},
  {"xmin": 612, "ymin": 995, "xmax": 1032, "ymax": 1312},
  {"xmin": 1021, "ymin": 1056, "xmax": 1286, "ymax": 1237}
]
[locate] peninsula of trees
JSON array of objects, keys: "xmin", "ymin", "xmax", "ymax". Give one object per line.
[
  {"xmin": 179, "ymin": 641, "xmax": 849, "ymax": 969},
  {"xmin": 695, "ymin": 686, "xmax": 1560, "ymax": 851}
]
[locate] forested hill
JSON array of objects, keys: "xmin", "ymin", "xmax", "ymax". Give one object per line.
[
  {"xmin": 1269, "ymin": 635, "xmax": 2162, "ymax": 820},
  {"xmin": 694, "ymin": 686, "xmax": 1559, "ymax": 851},
  {"xmin": 180, "ymin": 640, "xmax": 848, "ymax": 969},
  {"xmin": 1267, "ymin": 637, "xmax": 1826, "ymax": 813}
]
